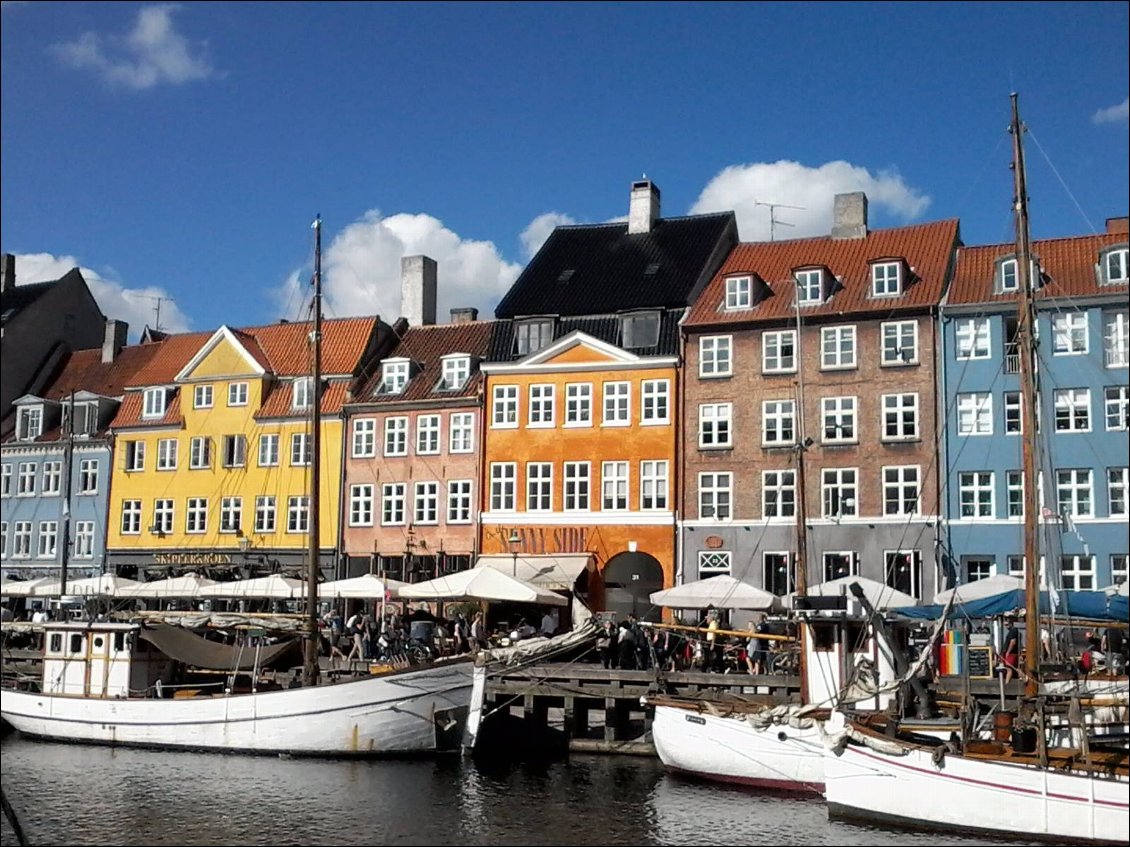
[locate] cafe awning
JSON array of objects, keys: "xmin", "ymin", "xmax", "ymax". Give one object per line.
[{"xmin": 474, "ymin": 553, "xmax": 593, "ymax": 591}]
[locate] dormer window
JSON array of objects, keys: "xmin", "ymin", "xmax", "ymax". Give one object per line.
[
  {"xmin": 142, "ymin": 388, "xmax": 167, "ymax": 419},
  {"xmin": 996, "ymin": 255, "xmax": 1041, "ymax": 293},
  {"xmin": 1102, "ymin": 246, "xmax": 1128, "ymax": 285},
  {"xmin": 292, "ymin": 378, "xmax": 313, "ymax": 410},
  {"xmin": 16, "ymin": 406, "xmax": 43, "ymax": 440},
  {"xmin": 63, "ymin": 401, "xmax": 98, "ymax": 437},
  {"xmin": 620, "ymin": 310, "xmax": 660, "ymax": 349},
  {"xmin": 795, "ymin": 269, "xmax": 825, "ymax": 305},
  {"xmin": 377, "ymin": 360, "xmax": 410, "ymax": 395},
  {"xmin": 871, "ymin": 261, "xmax": 903, "ymax": 297},
  {"xmin": 515, "ymin": 318, "xmax": 554, "ymax": 356},
  {"xmin": 438, "ymin": 355, "xmax": 471, "ymax": 392},
  {"xmin": 724, "ymin": 276, "xmax": 752, "ymax": 310}
]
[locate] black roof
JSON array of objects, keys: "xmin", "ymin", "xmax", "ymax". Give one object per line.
[
  {"xmin": 495, "ymin": 213, "xmax": 737, "ymax": 318},
  {"xmin": 485, "ymin": 310, "xmax": 684, "ymax": 362},
  {"xmin": 0, "ymin": 268, "xmax": 87, "ymax": 325}
]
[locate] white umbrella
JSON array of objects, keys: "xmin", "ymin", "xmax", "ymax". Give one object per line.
[
  {"xmin": 0, "ymin": 577, "xmax": 53, "ymax": 597},
  {"xmin": 933, "ymin": 573, "xmax": 1023, "ymax": 605},
  {"xmin": 119, "ymin": 573, "xmax": 218, "ymax": 598},
  {"xmin": 399, "ymin": 568, "xmax": 567, "ymax": 606},
  {"xmin": 650, "ymin": 575, "xmax": 778, "ymax": 610},
  {"xmin": 31, "ymin": 574, "xmax": 141, "ymax": 597},
  {"xmin": 789, "ymin": 575, "xmax": 918, "ymax": 610},
  {"xmin": 315, "ymin": 574, "xmax": 405, "ymax": 599},
  {"xmin": 196, "ymin": 574, "xmax": 304, "ymax": 599}
]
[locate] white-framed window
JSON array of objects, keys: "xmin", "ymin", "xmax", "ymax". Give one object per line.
[
  {"xmin": 157, "ymin": 438, "xmax": 178, "ymax": 470},
  {"xmin": 78, "ymin": 459, "xmax": 98, "ymax": 494},
  {"xmin": 762, "ymin": 469, "xmax": 795, "ymax": 518},
  {"xmin": 885, "ymin": 549, "xmax": 921, "ymax": 598},
  {"xmin": 142, "ymin": 388, "xmax": 167, "ymax": 419},
  {"xmin": 1110, "ymin": 554, "xmax": 1128, "ymax": 586},
  {"xmin": 352, "ymin": 418, "xmax": 376, "ymax": 457},
  {"xmin": 186, "ymin": 498, "xmax": 208, "ymax": 534},
  {"xmin": 1051, "ymin": 312, "xmax": 1088, "ymax": 355},
  {"xmin": 13, "ymin": 522, "xmax": 32, "ymax": 558},
  {"xmin": 228, "ymin": 382, "xmax": 248, "ymax": 406},
  {"xmin": 1004, "ymin": 391, "xmax": 1022, "ymax": 434},
  {"xmin": 1, "ymin": 465, "xmax": 10, "ymax": 497},
  {"xmin": 152, "ymin": 499, "xmax": 175, "ymax": 535},
  {"xmin": 1056, "ymin": 469, "xmax": 1093, "ymax": 518},
  {"xmin": 699, "ymin": 336, "xmax": 732, "ymax": 377},
  {"xmin": 954, "ymin": 318, "xmax": 991, "ymax": 360},
  {"xmin": 1103, "ymin": 309, "xmax": 1128, "ymax": 367},
  {"xmin": 959, "ymin": 471, "xmax": 994, "ymax": 518},
  {"xmin": 999, "ymin": 258, "xmax": 1019, "ymax": 292},
  {"xmin": 255, "ymin": 496, "xmax": 276, "ymax": 533},
  {"xmin": 762, "ymin": 330, "xmax": 796, "ymax": 373},
  {"xmin": 416, "ymin": 414, "xmax": 441, "ymax": 454},
  {"xmin": 292, "ymin": 378, "xmax": 313, "ymax": 410},
  {"xmin": 526, "ymin": 462, "xmax": 553, "ymax": 511},
  {"xmin": 286, "ymin": 496, "xmax": 310, "ymax": 533},
  {"xmin": 820, "ymin": 325, "xmax": 856, "ymax": 369},
  {"xmin": 1060, "ymin": 554, "xmax": 1095, "ymax": 591},
  {"xmin": 64, "ymin": 401, "xmax": 97, "ymax": 437},
  {"xmin": 641, "ymin": 379, "xmax": 670, "ymax": 424},
  {"xmin": 1006, "ymin": 470, "xmax": 1025, "ymax": 518},
  {"xmin": 821, "ymin": 396, "xmax": 857, "ymax": 444},
  {"xmin": 725, "ymin": 275, "xmax": 752, "ymax": 310},
  {"xmin": 602, "ymin": 461, "xmax": 629, "ymax": 510},
  {"xmin": 882, "ymin": 393, "xmax": 919, "ymax": 441},
  {"xmin": 120, "ymin": 500, "xmax": 142, "ymax": 535},
  {"xmin": 449, "ymin": 412, "xmax": 474, "ymax": 452},
  {"xmin": 515, "ymin": 319, "xmax": 554, "ymax": 356},
  {"xmin": 490, "ymin": 463, "xmax": 516, "ymax": 511},
  {"xmin": 1106, "ymin": 386, "xmax": 1129, "ymax": 430},
  {"xmin": 1054, "ymin": 388, "xmax": 1091, "ymax": 432},
  {"xmin": 796, "ymin": 269, "xmax": 824, "ymax": 304},
  {"xmin": 602, "ymin": 382, "xmax": 631, "ymax": 426},
  {"xmin": 17, "ymin": 462, "xmax": 36, "ymax": 496},
  {"xmin": 762, "ymin": 399, "xmax": 795, "ymax": 446},
  {"xmin": 881, "ymin": 320, "xmax": 918, "ymax": 366},
  {"xmin": 565, "ymin": 383, "xmax": 592, "ymax": 426},
  {"xmin": 37, "ymin": 521, "xmax": 58, "ymax": 558},
  {"xmin": 699, "ymin": 402, "xmax": 733, "ymax": 448},
  {"xmin": 220, "ymin": 497, "xmax": 242, "ymax": 534},
  {"xmin": 1103, "ymin": 247, "xmax": 1129, "ymax": 285},
  {"xmin": 640, "ymin": 460, "xmax": 668, "ymax": 510},
  {"xmin": 528, "ymin": 384, "xmax": 555, "ymax": 427},
  {"xmin": 290, "ymin": 432, "xmax": 310, "ymax": 466},
  {"xmin": 383, "ymin": 417, "xmax": 407, "ymax": 456},
  {"xmin": 439, "ymin": 355, "xmax": 470, "ymax": 391},
  {"xmin": 41, "ymin": 461, "xmax": 61, "ymax": 495},
  {"xmin": 193, "ymin": 385, "xmax": 213, "ymax": 409},
  {"xmin": 563, "ymin": 462, "xmax": 591, "ymax": 511},
  {"xmin": 823, "ymin": 551, "xmax": 858, "ymax": 581},
  {"xmin": 764, "ymin": 552, "xmax": 795, "ymax": 596},
  {"xmin": 964, "ymin": 557, "xmax": 995, "ymax": 582},
  {"xmin": 822, "ymin": 468, "xmax": 858, "ymax": 518},
  {"xmin": 957, "ymin": 392, "xmax": 993, "ymax": 435},
  {"xmin": 883, "ymin": 465, "xmax": 920, "ymax": 516},
  {"xmin": 699, "ymin": 550, "xmax": 732, "ymax": 575},
  {"xmin": 0, "ymin": 522, "xmax": 6, "ymax": 558},
  {"xmin": 871, "ymin": 261, "xmax": 902, "ymax": 297},
  {"xmin": 381, "ymin": 484, "xmax": 405, "ymax": 526},
  {"xmin": 190, "ymin": 436, "xmax": 213, "ymax": 469},
  {"xmin": 16, "ymin": 406, "xmax": 42, "ymax": 440},
  {"xmin": 414, "ymin": 481, "xmax": 439, "ymax": 524},
  {"xmin": 492, "ymin": 385, "xmax": 519, "ymax": 428},
  {"xmin": 74, "ymin": 521, "xmax": 95, "ymax": 559},
  {"xmin": 447, "ymin": 480, "xmax": 472, "ymax": 524},
  {"xmin": 379, "ymin": 360, "xmax": 410, "ymax": 395},
  {"xmin": 222, "ymin": 434, "xmax": 247, "ymax": 468},
  {"xmin": 698, "ymin": 472, "xmax": 732, "ymax": 520},
  {"xmin": 124, "ymin": 440, "xmax": 146, "ymax": 472},
  {"xmin": 258, "ymin": 434, "xmax": 279, "ymax": 466},
  {"xmin": 1107, "ymin": 468, "xmax": 1128, "ymax": 517}
]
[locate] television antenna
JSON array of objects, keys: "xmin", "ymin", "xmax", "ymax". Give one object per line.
[
  {"xmin": 125, "ymin": 293, "xmax": 176, "ymax": 332},
  {"xmin": 754, "ymin": 200, "xmax": 806, "ymax": 242}
]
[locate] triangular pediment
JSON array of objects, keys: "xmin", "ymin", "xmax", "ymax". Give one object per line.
[
  {"xmin": 519, "ymin": 331, "xmax": 641, "ymax": 367},
  {"xmin": 175, "ymin": 326, "xmax": 267, "ymax": 382}
]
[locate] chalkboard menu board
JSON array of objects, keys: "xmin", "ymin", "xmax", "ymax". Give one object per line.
[{"xmin": 968, "ymin": 645, "xmax": 994, "ymax": 679}]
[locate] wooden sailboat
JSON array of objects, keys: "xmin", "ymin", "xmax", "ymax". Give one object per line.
[{"xmin": 820, "ymin": 94, "xmax": 1130, "ymax": 844}]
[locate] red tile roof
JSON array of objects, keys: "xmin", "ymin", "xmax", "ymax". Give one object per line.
[
  {"xmin": 110, "ymin": 389, "xmax": 184, "ymax": 430},
  {"xmin": 948, "ymin": 232, "xmax": 1128, "ymax": 306},
  {"xmin": 255, "ymin": 380, "xmax": 351, "ymax": 419},
  {"xmin": 684, "ymin": 219, "xmax": 960, "ymax": 327}
]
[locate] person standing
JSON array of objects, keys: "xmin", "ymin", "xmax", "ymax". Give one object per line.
[{"xmin": 1001, "ymin": 613, "xmax": 1020, "ymax": 683}]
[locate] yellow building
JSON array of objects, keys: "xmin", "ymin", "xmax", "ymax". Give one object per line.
[{"xmin": 106, "ymin": 318, "xmax": 389, "ymax": 580}]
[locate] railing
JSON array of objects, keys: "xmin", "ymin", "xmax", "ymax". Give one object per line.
[{"xmin": 1005, "ymin": 352, "xmax": 1020, "ymax": 374}]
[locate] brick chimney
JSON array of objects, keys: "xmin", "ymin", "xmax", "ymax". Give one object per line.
[
  {"xmin": 628, "ymin": 179, "xmax": 661, "ymax": 234},
  {"xmin": 400, "ymin": 255, "xmax": 437, "ymax": 327},
  {"xmin": 102, "ymin": 319, "xmax": 128, "ymax": 363},
  {"xmin": 450, "ymin": 307, "xmax": 478, "ymax": 324},
  {"xmin": 1, "ymin": 254, "xmax": 14, "ymax": 294},
  {"xmin": 1106, "ymin": 216, "xmax": 1129, "ymax": 235},
  {"xmin": 831, "ymin": 192, "xmax": 869, "ymax": 239}
]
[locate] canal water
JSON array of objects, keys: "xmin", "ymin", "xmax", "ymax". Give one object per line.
[{"xmin": 0, "ymin": 736, "xmax": 1043, "ymax": 846}]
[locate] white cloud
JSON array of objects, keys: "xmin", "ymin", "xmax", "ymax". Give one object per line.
[
  {"xmin": 51, "ymin": 4, "xmax": 217, "ymax": 90},
  {"xmin": 519, "ymin": 212, "xmax": 576, "ymax": 260},
  {"xmin": 689, "ymin": 160, "xmax": 931, "ymax": 241},
  {"xmin": 276, "ymin": 211, "xmax": 522, "ymax": 325},
  {"xmin": 9, "ymin": 252, "xmax": 190, "ymax": 339},
  {"xmin": 1092, "ymin": 97, "xmax": 1129, "ymax": 125}
]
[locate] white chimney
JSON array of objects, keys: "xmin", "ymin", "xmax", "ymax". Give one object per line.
[
  {"xmin": 400, "ymin": 255, "xmax": 437, "ymax": 327},
  {"xmin": 628, "ymin": 179, "xmax": 661, "ymax": 234},
  {"xmin": 831, "ymin": 192, "xmax": 869, "ymax": 240}
]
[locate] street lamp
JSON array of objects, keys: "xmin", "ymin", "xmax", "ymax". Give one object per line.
[{"xmin": 508, "ymin": 529, "xmax": 521, "ymax": 578}]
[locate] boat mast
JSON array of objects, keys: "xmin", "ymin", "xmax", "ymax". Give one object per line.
[
  {"xmin": 1009, "ymin": 93, "xmax": 1041, "ymax": 699},
  {"xmin": 793, "ymin": 274, "xmax": 811, "ymax": 705},
  {"xmin": 303, "ymin": 215, "xmax": 325, "ymax": 687}
]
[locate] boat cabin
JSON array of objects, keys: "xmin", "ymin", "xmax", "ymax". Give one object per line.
[{"xmin": 40, "ymin": 622, "xmax": 172, "ymax": 698}]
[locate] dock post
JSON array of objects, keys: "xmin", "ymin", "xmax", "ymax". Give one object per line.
[{"xmin": 604, "ymin": 697, "xmax": 618, "ymax": 742}]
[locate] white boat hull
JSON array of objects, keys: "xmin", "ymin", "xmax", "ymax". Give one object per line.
[
  {"xmin": 651, "ymin": 704, "xmax": 824, "ymax": 794},
  {"xmin": 823, "ymin": 729, "xmax": 1130, "ymax": 844},
  {"xmin": 1, "ymin": 661, "xmax": 474, "ymax": 756}
]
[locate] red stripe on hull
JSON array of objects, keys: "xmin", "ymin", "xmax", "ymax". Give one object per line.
[{"xmin": 666, "ymin": 764, "xmax": 824, "ymax": 795}]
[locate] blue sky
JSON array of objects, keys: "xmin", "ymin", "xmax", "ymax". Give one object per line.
[{"xmin": 2, "ymin": 1, "xmax": 1127, "ymax": 339}]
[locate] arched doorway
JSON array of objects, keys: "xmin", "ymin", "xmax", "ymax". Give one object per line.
[{"xmin": 602, "ymin": 551, "xmax": 664, "ymax": 622}]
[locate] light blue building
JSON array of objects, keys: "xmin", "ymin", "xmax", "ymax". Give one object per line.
[{"xmin": 940, "ymin": 220, "xmax": 1129, "ymax": 594}]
